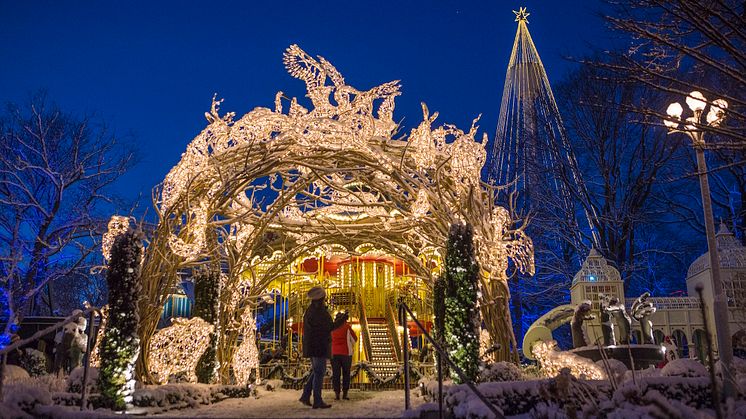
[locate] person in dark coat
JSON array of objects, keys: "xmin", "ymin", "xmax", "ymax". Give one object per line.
[{"xmin": 299, "ymin": 286, "xmax": 343, "ymax": 409}]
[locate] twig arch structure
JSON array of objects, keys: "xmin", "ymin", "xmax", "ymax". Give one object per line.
[{"xmin": 136, "ymin": 45, "xmax": 534, "ymax": 381}]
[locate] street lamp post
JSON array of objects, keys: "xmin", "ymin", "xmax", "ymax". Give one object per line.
[{"xmin": 665, "ymin": 92, "xmax": 734, "ymax": 400}]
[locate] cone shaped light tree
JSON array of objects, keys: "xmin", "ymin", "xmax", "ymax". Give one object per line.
[
  {"xmin": 487, "ymin": 8, "xmax": 601, "ymax": 340},
  {"xmin": 489, "ymin": 7, "xmax": 596, "ymax": 234}
]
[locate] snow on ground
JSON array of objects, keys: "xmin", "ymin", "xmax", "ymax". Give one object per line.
[{"xmin": 158, "ymin": 388, "xmax": 425, "ymax": 418}]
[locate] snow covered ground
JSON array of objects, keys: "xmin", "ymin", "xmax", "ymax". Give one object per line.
[{"xmin": 159, "ymin": 388, "xmax": 425, "ymax": 418}]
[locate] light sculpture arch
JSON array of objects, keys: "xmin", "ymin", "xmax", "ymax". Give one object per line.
[{"xmin": 136, "ymin": 45, "xmax": 534, "ymax": 381}]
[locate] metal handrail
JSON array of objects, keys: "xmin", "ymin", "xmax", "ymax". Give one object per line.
[
  {"xmin": 385, "ymin": 299, "xmax": 402, "ymax": 362},
  {"xmin": 398, "ymin": 300, "xmax": 503, "ymax": 419},
  {"xmin": 356, "ymin": 290, "xmax": 373, "ymax": 362}
]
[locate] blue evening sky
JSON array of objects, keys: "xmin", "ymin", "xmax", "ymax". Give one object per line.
[{"xmin": 0, "ymin": 1, "xmax": 615, "ymax": 210}]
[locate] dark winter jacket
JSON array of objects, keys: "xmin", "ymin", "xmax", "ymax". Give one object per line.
[{"xmin": 302, "ymin": 301, "xmax": 343, "ymax": 358}]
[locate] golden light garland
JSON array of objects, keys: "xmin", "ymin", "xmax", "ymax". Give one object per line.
[
  {"xmin": 87, "ymin": 305, "xmax": 108, "ymax": 368},
  {"xmin": 232, "ymin": 311, "xmax": 259, "ymax": 386},
  {"xmin": 155, "ymin": 44, "xmax": 533, "ymax": 277},
  {"xmin": 102, "ymin": 216, "xmax": 131, "ymax": 262},
  {"xmin": 479, "ymin": 328, "xmax": 494, "ymax": 363},
  {"xmin": 531, "ymin": 340, "xmax": 606, "ymax": 381},
  {"xmin": 149, "ymin": 317, "xmax": 214, "ymax": 383},
  {"xmin": 139, "ymin": 44, "xmax": 536, "ymax": 366}
]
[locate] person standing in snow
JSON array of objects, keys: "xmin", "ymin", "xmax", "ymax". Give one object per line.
[
  {"xmin": 299, "ymin": 286, "xmax": 343, "ymax": 409},
  {"xmin": 331, "ymin": 311, "xmax": 357, "ymax": 400}
]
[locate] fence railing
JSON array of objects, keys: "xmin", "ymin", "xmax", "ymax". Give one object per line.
[
  {"xmin": 398, "ymin": 300, "xmax": 503, "ymax": 419},
  {"xmin": 356, "ymin": 289, "xmax": 372, "ymax": 362},
  {"xmin": 385, "ymin": 299, "xmax": 402, "ymax": 362}
]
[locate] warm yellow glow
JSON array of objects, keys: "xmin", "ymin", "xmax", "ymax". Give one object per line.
[
  {"xmin": 102, "ymin": 216, "xmax": 131, "ymax": 262},
  {"xmin": 531, "ymin": 340, "xmax": 605, "ymax": 380},
  {"xmin": 155, "ymin": 45, "xmax": 533, "ymax": 284},
  {"xmin": 149, "ymin": 317, "xmax": 214, "ymax": 384},
  {"xmin": 686, "ymin": 91, "xmax": 707, "ymax": 112},
  {"xmin": 706, "ymin": 98, "xmax": 728, "ymax": 126},
  {"xmin": 666, "ymin": 102, "xmax": 683, "ymax": 118},
  {"xmin": 513, "ymin": 7, "xmax": 530, "ymax": 22},
  {"xmin": 148, "ymin": 44, "xmax": 536, "ymax": 357},
  {"xmin": 87, "ymin": 305, "xmax": 108, "ymax": 368},
  {"xmin": 232, "ymin": 311, "xmax": 259, "ymax": 386}
]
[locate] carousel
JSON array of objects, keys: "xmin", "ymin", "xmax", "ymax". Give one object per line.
[
  {"xmin": 254, "ymin": 244, "xmax": 439, "ymax": 384},
  {"xmin": 121, "ymin": 44, "xmax": 533, "ymax": 386}
]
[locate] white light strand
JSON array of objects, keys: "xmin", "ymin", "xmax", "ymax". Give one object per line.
[
  {"xmin": 232, "ymin": 311, "xmax": 259, "ymax": 386},
  {"xmin": 102, "ymin": 216, "xmax": 131, "ymax": 262},
  {"xmin": 149, "ymin": 317, "xmax": 215, "ymax": 384},
  {"xmin": 153, "ymin": 43, "xmax": 533, "ymax": 291},
  {"xmin": 531, "ymin": 340, "xmax": 605, "ymax": 380}
]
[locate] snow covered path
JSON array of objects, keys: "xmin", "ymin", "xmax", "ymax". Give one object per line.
[{"xmin": 158, "ymin": 388, "xmax": 425, "ymax": 418}]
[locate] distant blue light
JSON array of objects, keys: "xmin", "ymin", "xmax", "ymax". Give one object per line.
[{"xmin": 589, "ymin": 275, "xmax": 596, "ymax": 282}]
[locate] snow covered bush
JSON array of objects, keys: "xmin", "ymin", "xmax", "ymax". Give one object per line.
[
  {"xmin": 520, "ymin": 363, "xmax": 542, "ymax": 379},
  {"xmin": 446, "ymin": 372, "xmax": 612, "ymax": 418},
  {"xmin": 13, "ymin": 374, "xmax": 67, "ymax": 393},
  {"xmin": 18, "ymin": 348, "xmax": 47, "ymax": 377},
  {"xmin": 637, "ymin": 377, "xmax": 713, "ymax": 409},
  {"xmin": 133, "ymin": 383, "xmax": 212, "ymax": 411},
  {"xmin": 67, "ymin": 366, "xmax": 100, "ymax": 393},
  {"xmin": 129, "ymin": 383, "xmax": 252, "ymax": 413},
  {"xmin": 98, "ymin": 228, "xmax": 142, "ymax": 410},
  {"xmin": 215, "ymin": 384, "xmax": 253, "ymax": 399},
  {"xmin": 418, "ymin": 378, "xmax": 454, "ymax": 402},
  {"xmin": 661, "ymin": 358, "xmax": 708, "ymax": 377},
  {"xmin": 0, "ymin": 382, "xmax": 53, "ymax": 418},
  {"xmin": 597, "ymin": 377, "xmax": 713, "ymax": 417},
  {"xmin": 478, "ymin": 361, "xmax": 522, "ymax": 382},
  {"xmin": 595, "ymin": 359, "xmax": 627, "ymax": 384}
]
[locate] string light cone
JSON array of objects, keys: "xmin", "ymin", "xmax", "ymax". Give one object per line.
[{"xmin": 488, "ymin": 8, "xmax": 598, "ymax": 245}]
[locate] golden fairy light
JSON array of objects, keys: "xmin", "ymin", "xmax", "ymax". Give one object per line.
[
  {"xmin": 149, "ymin": 317, "xmax": 214, "ymax": 383},
  {"xmin": 143, "ymin": 44, "xmax": 535, "ymax": 361},
  {"xmin": 102, "ymin": 216, "xmax": 131, "ymax": 262},
  {"xmin": 232, "ymin": 311, "xmax": 259, "ymax": 386},
  {"xmin": 87, "ymin": 305, "xmax": 108, "ymax": 368},
  {"xmin": 531, "ymin": 340, "xmax": 606, "ymax": 381}
]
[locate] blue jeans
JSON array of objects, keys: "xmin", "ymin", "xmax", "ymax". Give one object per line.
[{"xmin": 301, "ymin": 357, "xmax": 327, "ymax": 405}]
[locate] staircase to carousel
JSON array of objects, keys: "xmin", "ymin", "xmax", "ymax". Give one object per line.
[{"xmin": 366, "ymin": 321, "xmax": 399, "ymax": 378}]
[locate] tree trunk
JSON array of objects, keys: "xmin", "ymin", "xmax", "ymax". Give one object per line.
[{"xmin": 480, "ymin": 278, "xmax": 517, "ymax": 363}]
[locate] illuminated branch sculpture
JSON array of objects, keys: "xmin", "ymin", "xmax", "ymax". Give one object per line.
[
  {"xmin": 149, "ymin": 317, "xmax": 214, "ymax": 384},
  {"xmin": 136, "ymin": 45, "xmax": 534, "ymax": 378}
]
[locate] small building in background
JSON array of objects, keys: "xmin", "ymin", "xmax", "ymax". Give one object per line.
[{"xmin": 570, "ymin": 223, "xmax": 746, "ymax": 361}]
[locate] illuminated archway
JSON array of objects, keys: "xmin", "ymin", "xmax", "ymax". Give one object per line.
[{"xmin": 134, "ymin": 45, "xmax": 534, "ymax": 381}]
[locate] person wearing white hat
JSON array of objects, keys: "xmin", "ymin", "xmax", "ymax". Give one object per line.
[{"xmin": 299, "ymin": 286, "xmax": 343, "ymax": 409}]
